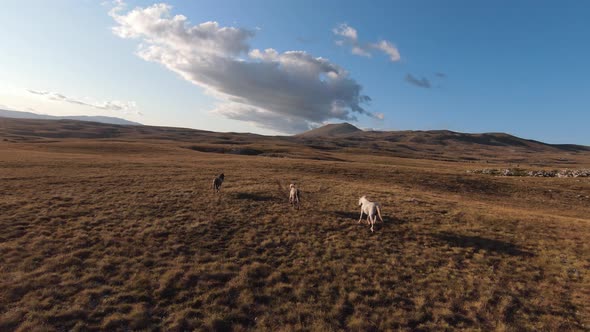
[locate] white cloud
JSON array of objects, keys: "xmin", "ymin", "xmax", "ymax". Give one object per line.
[
  {"xmin": 27, "ymin": 89, "xmax": 141, "ymax": 114},
  {"xmin": 352, "ymin": 46, "xmax": 371, "ymax": 57},
  {"xmin": 371, "ymin": 40, "xmax": 401, "ymax": 62},
  {"xmin": 109, "ymin": 2, "xmax": 380, "ymax": 134},
  {"xmin": 111, "ymin": 4, "xmax": 253, "ymax": 56},
  {"xmin": 248, "ymin": 48, "xmax": 279, "ymax": 62},
  {"xmin": 333, "ymin": 23, "xmax": 401, "ymax": 62},
  {"xmin": 333, "ymin": 23, "xmax": 358, "ymax": 42}
]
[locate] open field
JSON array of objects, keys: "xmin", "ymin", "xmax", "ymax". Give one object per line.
[{"xmin": 1, "ymin": 119, "xmax": 589, "ymax": 331}]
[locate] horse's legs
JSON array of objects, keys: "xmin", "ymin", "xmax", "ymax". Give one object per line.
[{"xmin": 358, "ymin": 210, "xmax": 364, "ymax": 223}]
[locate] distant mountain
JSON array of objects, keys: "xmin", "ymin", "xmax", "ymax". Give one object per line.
[
  {"xmin": 1, "ymin": 117, "xmax": 588, "ymax": 164},
  {"xmin": 301, "ymin": 127, "xmax": 589, "ymax": 152},
  {"xmin": 0, "ymin": 109, "xmax": 141, "ymax": 126},
  {"xmin": 296, "ymin": 123, "xmax": 362, "ymax": 137}
]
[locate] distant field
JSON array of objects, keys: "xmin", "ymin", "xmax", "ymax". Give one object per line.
[{"xmin": 1, "ymin": 119, "xmax": 589, "ymax": 330}]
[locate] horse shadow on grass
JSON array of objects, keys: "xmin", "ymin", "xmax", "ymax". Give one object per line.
[
  {"xmin": 234, "ymin": 192, "xmax": 277, "ymax": 202},
  {"xmin": 334, "ymin": 211, "xmax": 359, "ymax": 220},
  {"xmin": 333, "ymin": 211, "xmax": 406, "ymax": 224},
  {"xmin": 435, "ymin": 232, "xmax": 533, "ymax": 257}
]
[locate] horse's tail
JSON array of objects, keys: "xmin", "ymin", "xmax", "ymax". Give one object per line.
[
  {"xmin": 290, "ymin": 189, "xmax": 298, "ymax": 208},
  {"xmin": 376, "ymin": 205, "xmax": 384, "ymax": 223}
]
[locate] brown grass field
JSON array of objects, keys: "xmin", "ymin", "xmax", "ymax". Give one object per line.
[{"xmin": 1, "ymin": 118, "xmax": 589, "ymax": 331}]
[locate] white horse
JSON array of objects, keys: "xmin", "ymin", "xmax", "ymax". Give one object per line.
[
  {"xmin": 358, "ymin": 196, "xmax": 384, "ymax": 232},
  {"xmin": 289, "ymin": 184, "xmax": 300, "ymax": 209}
]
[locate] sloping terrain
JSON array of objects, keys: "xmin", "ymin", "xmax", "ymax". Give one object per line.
[
  {"xmin": 0, "ymin": 118, "xmax": 589, "ymax": 330},
  {"xmin": 2, "ymin": 117, "xmax": 588, "ymax": 166},
  {"xmin": 295, "ymin": 123, "xmax": 362, "ymax": 138},
  {"xmin": 0, "ymin": 109, "xmax": 141, "ymax": 126}
]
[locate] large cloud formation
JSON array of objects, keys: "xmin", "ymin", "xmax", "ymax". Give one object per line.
[{"xmin": 109, "ymin": 2, "xmax": 382, "ymax": 133}]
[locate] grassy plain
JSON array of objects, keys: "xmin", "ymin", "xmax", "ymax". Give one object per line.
[{"xmin": 1, "ymin": 119, "xmax": 589, "ymax": 331}]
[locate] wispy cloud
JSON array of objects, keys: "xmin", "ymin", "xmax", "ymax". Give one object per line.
[
  {"xmin": 404, "ymin": 74, "xmax": 431, "ymax": 89},
  {"xmin": 0, "ymin": 104, "xmax": 16, "ymax": 111},
  {"xmin": 333, "ymin": 23, "xmax": 400, "ymax": 62},
  {"xmin": 371, "ymin": 40, "xmax": 401, "ymax": 62},
  {"xmin": 27, "ymin": 89, "xmax": 141, "ymax": 114},
  {"xmin": 109, "ymin": 2, "xmax": 381, "ymax": 134},
  {"xmin": 435, "ymin": 72, "xmax": 447, "ymax": 78}
]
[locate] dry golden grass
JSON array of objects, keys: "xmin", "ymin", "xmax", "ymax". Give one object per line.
[{"xmin": 1, "ymin": 120, "xmax": 589, "ymax": 331}]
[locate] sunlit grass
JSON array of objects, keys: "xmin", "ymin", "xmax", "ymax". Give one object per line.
[{"xmin": 0, "ymin": 134, "xmax": 588, "ymax": 330}]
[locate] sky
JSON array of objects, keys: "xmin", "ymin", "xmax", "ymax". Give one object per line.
[{"xmin": 1, "ymin": 1, "xmax": 589, "ymax": 144}]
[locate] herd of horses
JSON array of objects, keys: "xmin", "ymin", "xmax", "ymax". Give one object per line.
[{"xmin": 212, "ymin": 173, "xmax": 385, "ymax": 232}]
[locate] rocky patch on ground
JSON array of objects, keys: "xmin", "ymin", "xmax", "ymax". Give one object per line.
[{"xmin": 468, "ymin": 168, "xmax": 590, "ymax": 177}]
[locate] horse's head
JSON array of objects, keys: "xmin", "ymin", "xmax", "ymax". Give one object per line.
[
  {"xmin": 358, "ymin": 196, "xmax": 366, "ymax": 206},
  {"xmin": 219, "ymin": 173, "xmax": 225, "ymax": 180},
  {"xmin": 289, "ymin": 183, "xmax": 295, "ymax": 189}
]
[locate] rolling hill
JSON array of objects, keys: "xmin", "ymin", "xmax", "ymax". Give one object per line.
[
  {"xmin": 0, "ymin": 109, "xmax": 141, "ymax": 126},
  {"xmin": 1, "ymin": 117, "xmax": 589, "ymax": 330},
  {"xmin": 0, "ymin": 118, "xmax": 589, "ymax": 166},
  {"xmin": 296, "ymin": 122, "xmax": 362, "ymax": 137}
]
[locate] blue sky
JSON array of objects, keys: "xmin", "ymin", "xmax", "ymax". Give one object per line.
[{"xmin": 1, "ymin": 1, "xmax": 589, "ymax": 144}]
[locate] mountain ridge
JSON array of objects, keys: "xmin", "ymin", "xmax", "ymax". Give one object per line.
[
  {"xmin": 297, "ymin": 123, "xmax": 589, "ymax": 152},
  {"xmin": 1, "ymin": 118, "xmax": 588, "ymax": 165},
  {"xmin": 0, "ymin": 109, "xmax": 141, "ymax": 126},
  {"xmin": 296, "ymin": 123, "xmax": 362, "ymax": 137}
]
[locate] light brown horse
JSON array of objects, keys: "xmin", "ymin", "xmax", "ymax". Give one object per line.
[{"xmin": 289, "ymin": 184, "xmax": 301, "ymax": 209}]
